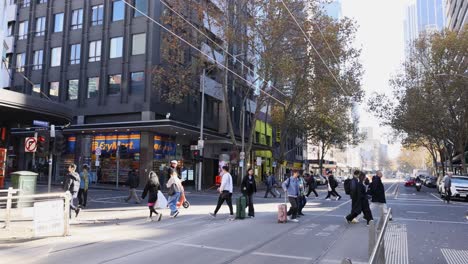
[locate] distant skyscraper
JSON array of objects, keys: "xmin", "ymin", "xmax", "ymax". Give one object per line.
[
  {"xmin": 445, "ymin": 0, "xmax": 468, "ymax": 32},
  {"xmin": 322, "ymin": 0, "xmax": 342, "ymax": 20},
  {"xmin": 404, "ymin": 0, "xmax": 445, "ymax": 56}
]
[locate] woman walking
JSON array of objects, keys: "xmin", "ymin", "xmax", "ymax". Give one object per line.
[
  {"xmin": 166, "ymin": 170, "xmax": 183, "ymax": 218},
  {"xmin": 241, "ymin": 168, "xmax": 257, "ymax": 218},
  {"xmin": 78, "ymin": 164, "xmax": 89, "ymax": 208},
  {"xmin": 141, "ymin": 171, "xmax": 162, "ymax": 222},
  {"xmin": 359, "ymin": 172, "xmax": 374, "ymax": 225}
]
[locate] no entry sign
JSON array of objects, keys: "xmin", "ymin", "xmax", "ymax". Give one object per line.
[{"xmin": 25, "ymin": 137, "xmax": 37, "ymax": 152}]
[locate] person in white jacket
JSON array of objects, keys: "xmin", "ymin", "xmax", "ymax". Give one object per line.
[
  {"xmin": 210, "ymin": 165, "xmax": 234, "ymax": 220},
  {"xmin": 166, "ymin": 170, "xmax": 183, "ymax": 217}
]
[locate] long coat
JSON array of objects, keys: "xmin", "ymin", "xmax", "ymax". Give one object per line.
[
  {"xmin": 369, "ymin": 176, "xmax": 386, "ymax": 203},
  {"xmin": 241, "ymin": 175, "xmax": 257, "ymax": 195}
]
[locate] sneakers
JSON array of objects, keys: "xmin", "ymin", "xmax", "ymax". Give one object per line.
[
  {"xmin": 298, "ymin": 212, "xmax": 305, "ymax": 216},
  {"xmin": 172, "ymin": 211, "xmax": 180, "ymax": 218},
  {"xmin": 337, "ymin": 196, "xmax": 342, "ymax": 201},
  {"xmin": 228, "ymin": 215, "xmax": 235, "ymax": 221},
  {"xmin": 209, "ymin": 212, "xmax": 216, "ymax": 218},
  {"xmin": 325, "ymin": 198, "xmax": 331, "ymax": 201},
  {"xmin": 157, "ymin": 213, "xmax": 162, "ymax": 222},
  {"xmin": 345, "ymin": 216, "xmax": 351, "ymax": 224},
  {"xmin": 146, "ymin": 217, "xmax": 153, "ymax": 222},
  {"xmin": 367, "ymin": 220, "xmax": 374, "ymax": 226},
  {"xmin": 290, "ymin": 218, "xmax": 299, "ymax": 223},
  {"xmin": 75, "ymin": 208, "xmax": 81, "ymax": 217},
  {"xmin": 351, "ymin": 218, "xmax": 359, "ymax": 223}
]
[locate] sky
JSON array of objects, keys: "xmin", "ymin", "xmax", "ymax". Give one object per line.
[{"xmin": 341, "ymin": 0, "xmax": 411, "ymax": 159}]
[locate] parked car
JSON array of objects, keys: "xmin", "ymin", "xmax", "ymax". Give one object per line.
[
  {"xmin": 424, "ymin": 176, "xmax": 437, "ymax": 188},
  {"xmin": 314, "ymin": 175, "xmax": 328, "ymax": 185},
  {"xmin": 439, "ymin": 175, "xmax": 468, "ymax": 200},
  {"xmin": 405, "ymin": 177, "xmax": 416, "ymax": 187}
]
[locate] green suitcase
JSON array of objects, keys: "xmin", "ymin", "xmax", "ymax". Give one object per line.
[{"xmin": 236, "ymin": 195, "xmax": 247, "ymax": 219}]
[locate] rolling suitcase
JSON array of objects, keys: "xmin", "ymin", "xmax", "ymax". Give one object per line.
[
  {"xmin": 236, "ymin": 195, "xmax": 247, "ymax": 219},
  {"xmin": 278, "ymin": 192, "xmax": 287, "ymax": 223}
]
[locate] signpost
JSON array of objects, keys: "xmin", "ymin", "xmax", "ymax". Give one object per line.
[
  {"xmin": 33, "ymin": 200, "xmax": 65, "ymax": 237},
  {"xmin": 25, "ymin": 137, "xmax": 37, "ymax": 153},
  {"xmin": 33, "ymin": 120, "xmax": 49, "ymax": 127}
]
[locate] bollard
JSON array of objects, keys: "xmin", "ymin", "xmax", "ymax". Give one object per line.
[
  {"xmin": 368, "ymin": 219, "xmax": 376, "ymax": 258},
  {"xmin": 4, "ymin": 187, "xmax": 13, "ymax": 229},
  {"xmin": 63, "ymin": 191, "xmax": 71, "ymax": 236},
  {"xmin": 341, "ymin": 258, "xmax": 352, "ymax": 264}
]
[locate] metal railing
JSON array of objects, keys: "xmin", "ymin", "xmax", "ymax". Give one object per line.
[
  {"xmin": 0, "ymin": 187, "xmax": 71, "ymax": 236},
  {"xmin": 369, "ymin": 208, "xmax": 392, "ymax": 264}
]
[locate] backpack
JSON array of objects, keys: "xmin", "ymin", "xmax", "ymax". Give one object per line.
[{"xmin": 344, "ymin": 178, "xmax": 351, "ymax": 195}]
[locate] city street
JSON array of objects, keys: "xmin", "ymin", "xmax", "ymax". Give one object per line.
[{"xmin": 2, "ymin": 179, "xmax": 467, "ymax": 264}]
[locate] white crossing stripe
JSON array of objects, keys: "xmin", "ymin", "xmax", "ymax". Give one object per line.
[
  {"xmin": 441, "ymin": 248, "xmax": 468, "ymax": 264},
  {"xmin": 385, "ymin": 223, "xmax": 409, "ymax": 264},
  {"xmin": 251, "ymin": 252, "xmax": 313, "ymax": 261}
]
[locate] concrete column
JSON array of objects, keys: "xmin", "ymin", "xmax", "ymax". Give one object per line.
[{"xmin": 139, "ymin": 132, "xmax": 153, "ymax": 186}]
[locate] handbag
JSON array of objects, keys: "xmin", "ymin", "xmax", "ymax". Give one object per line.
[{"xmin": 168, "ymin": 184, "xmax": 175, "ymax": 196}]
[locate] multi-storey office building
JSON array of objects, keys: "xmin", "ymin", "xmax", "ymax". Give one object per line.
[
  {"xmin": 8, "ymin": 0, "xmax": 262, "ymax": 188},
  {"xmin": 446, "ymin": 0, "xmax": 467, "ymax": 32}
]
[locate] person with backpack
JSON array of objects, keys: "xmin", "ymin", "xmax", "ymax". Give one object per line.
[
  {"xmin": 324, "ymin": 172, "xmax": 342, "ymax": 200},
  {"xmin": 282, "ymin": 170, "xmax": 301, "ymax": 222},
  {"xmin": 345, "ymin": 170, "xmax": 362, "ymax": 224},
  {"xmin": 264, "ymin": 173, "xmax": 279, "ymax": 198},
  {"xmin": 297, "ymin": 174, "xmax": 307, "ymax": 216},
  {"xmin": 368, "ymin": 171, "xmax": 392, "ymax": 220},
  {"xmin": 241, "ymin": 168, "xmax": 257, "ymax": 218},
  {"xmin": 63, "ymin": 163, "xmax": 81, "ymax": 218},
  {"xmin": 166, "ymin": 169, "xmax": 183, "ymax": 218},
  {"xmin": 305, "ymin": 173, "xmax": 319, "ymax": 198},
  {"xmin": 141, "ymin": 171, "xmax": 162, "ymax": 222}
]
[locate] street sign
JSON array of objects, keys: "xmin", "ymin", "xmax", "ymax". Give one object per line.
[
  {"xmin": 95, "ymin": 160, "xmax": 100, "ymax": 167},
  {"xmin": 256, "ymin": 157, "xmax": 262, "ymax": 166},
  {"xmin": 33, "ymin": 200, "xmax": 65, "ymax": 237},
  {"xmin": 240, "ymin": 152, "xmax": 245, "ymax": 160},
  {"xmin": 25, "ymin": 137, "xmax": 37, "ymax": 153},
  {"xmin": 239, "ymin": 160, "xmax": 244, "ymax": 168},
  {"xmin": 272, "ymin": 161, "xmax": 277, "ymax": 168},
  {"xmin": 95, "ymin": 147, "xmax": 102, "ymax": 156},
  {"xmin": 50, "ymin": 125, "xmax": 55, "ymax": 138},
  {"xmin": 198, "ymin": 140, "xmax": 204, "ymax": 149},
  {"xmin": 33, "ymin": 120, "xmax": 49, "ymax": 127}
]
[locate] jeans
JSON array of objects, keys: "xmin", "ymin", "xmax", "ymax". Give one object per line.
[
  {"xmin": 264, "ymin": 186, "xmax": 277, "ymax": 198},
  {"xmin": 168, "ymin": 192, "xmax": 181, "ymax": 214},
  {"xmin": 287, "ymin": 197, "xmax": 298, "ymax": 219},
  {"xmin": 246, "ymin": 193, "xmax": 255, "ymax": 217},
  {"xmin": 69, "ymin": 192, "xmax": 78, "ymax": 218},
  {"xmin": 214, "ymin": 191, "xmax": 233, "ymax": 215},
  {"xmin": 126, "ymin": 188, "xmax": 141, "ymax": 203},
  {"xmin": 445, "ymin": 188, "xmax": 451, "ymax": 203}
]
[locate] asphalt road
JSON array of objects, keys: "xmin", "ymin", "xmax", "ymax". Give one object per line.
[{"xmin": 2, "ymin": 179, "xmax": 467, "ymax": 264}]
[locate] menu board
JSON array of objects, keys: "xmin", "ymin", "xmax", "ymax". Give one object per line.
[{"xmin": 0, "ymin": 148, "xmax": 6, "ymax": 188}]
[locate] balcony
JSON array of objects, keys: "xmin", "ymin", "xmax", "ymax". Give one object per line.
[
  {"xmin": 201, "ymin": 42, "xmax": 224, "ymax": 67},
  {"xmin": 209, "ymin": 0, "xmax": 224, "ymax": 12},
  {"xmin": 203, "ymin": 11, "xmax": 225, "ymax": 41},
  {"xmin": 6, "ymin": 3, "xmax": 17, "ymax": 22},
  {"xmin": 4, "ymin": 36, "xmax": 14, "ymax": 53},
  {"xmin": 200, "ymin": 74, "xmax": 224, "ymax": 101}
]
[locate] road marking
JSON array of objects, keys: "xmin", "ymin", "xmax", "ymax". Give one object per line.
[
  {"xmin": 316, "ymin": 232, "xmax": 331, "ymax": 237},
  {"xmin": 431, "ymin": 193, "xmax": 444, "ymax": 202},
  {"xmin": 406, "ymin": 211, "xmax": 428, "ymax": 214},
  {"xmin": 173, "ymin": 242, "xmax": 242, "ymax": 253},
  {"xmin": 251, "ymin": 252, "xmax": 313, "ymax": 261},
  {"xmin": 395, "ymin": 217, "xmax": 468, "ymax": 225},
  {"xmin": 441, "ymin": 248, "xmax": 468, "ymax": 264},
  {"xmin": 385, "ymin": 223, "xmax": 409, "ymax": 264},
  {"xmin": 321, "ymin": 259, "xmax": 367, "ymax": 264},
  {"xmin": 323, "ymin": 224, "xmax": 340, "ymax": 232}
]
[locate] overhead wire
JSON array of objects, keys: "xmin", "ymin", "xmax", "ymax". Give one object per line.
[
  {"xmin": 121, "ymin": 0, "xmax": 286, "ymax": 106},
  {"xmin": 278, "ymin": 0, "xmax": 350, "ymax": 97},
  {"xmin": 159, "ymin": 0, "xmax": 287, "ymax": 97}
]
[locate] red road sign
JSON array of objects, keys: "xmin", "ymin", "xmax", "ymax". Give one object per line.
[{"xmin": 25, "ymin": 137, "xmax": 37, "ymax": 153}]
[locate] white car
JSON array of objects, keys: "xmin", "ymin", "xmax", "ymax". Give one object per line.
[{"xmin": 439, "ymin": 175, "xmax": 468, "ymax": 200}]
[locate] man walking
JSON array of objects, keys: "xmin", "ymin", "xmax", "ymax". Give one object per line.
[
  {"xmin": 210, "ymin": 165, "xmax": 234, "ymax": 220},
  {"xmin": 282, "ymin": 170, "xmax": 300, "ymax": 223},
  {"xmin": 443, "ymin": 172, "xmax": 453, "ymax": 204},
  {"xmin": 345, "ymin": 170, "xmax": 361, "ymax": 224},
  {"xmin": 64, "ymin": 164, "xmax": 81, "ymax": 218},
  {"xmin": 368, "ymin": 171, "xmax": 392, "ymax": 220},
  {"xmin": 325, "ymin": 172, "xmax": 342, "ymax": 201},
  {"xmin": 305, "ymin": 173, "xmax": 319, "ymax": 198},
  {"xmin": 125, "ymin": 167, "xmax": 141, "ymax": 204},
  {"xmin": 264, "ymin": 173, "xmax": 279, "ymax": 198}
]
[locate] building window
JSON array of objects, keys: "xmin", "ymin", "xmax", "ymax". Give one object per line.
[
  {"xmin": 51, "ymin": 47, "xmax": 62, "ymax": 67},
  {"xmin": 49, "ymin": 82, "xmax": 59, "ymax": 98},
  {"xmin": 132, "ymin": 33, "xmax": 146, "ymax": 55},
  {"xmin": 21, "ymin": 0, "xmax": 30, "ymax": 8},
  {"xmin": 35, "ymin": 17, "xmax": 46, "ymax": 37},
  {"xmin": 91, "ymin": 5, "xmax": 104, "ymax": 26},
  {"xmin": 19, "ymin": 21, "xmax": 28, "ymax": 40},
  {"xmin": 134, "ymin": 0, "xmax": 148, "ymax": 17},
  {"xmin": 33, "ymin": 50, "xmax": 43, "ymax": 70},
  {"xmin": 130, "ymin": 72, "xmax": 144, "ymax": 94},
  {"xmin": 112, "ymin": 0, "xmax": 125, "ymax": 21},
  {"xmin": 37, "ymin": 0, "xmax": 47, "ymax": 5},
  {"xmin": 89, "ymin": 40, "xmax": 101, "ymax": 62},
  {"xmin": 87, "ymin": 77, "xmax": 99, "ymax": 98},
  {"xmin": 7, "ymin": 21, "xmax": 15, "ymax": 36},
  {"xmin": 69, "ymin": 44, "xmax": 81, "ymax": 65},
  {"xmin": 33, "ymin": 84, "xmax": 41, "ymax": 94},
  {"xmin": 54, "ymin": 13, "xmax": 64, "ymax": 33},
  {"xmin": 71, "ymin": 9, "xmax": 83, "ymax": 30},
  {"xmin": 108, "ymin": 74, "xmax": 121, "ymax": 95},
  {"xmin": 16, "ymin": 53, "xmax": 25, "ymax": 72},
  {"xmin": 67, "ymin": 79, "xmax": 79, "ymax": 100},
  {"xmin": 109, "ymin": 37, "xmax": 123, "ymax": 58}
]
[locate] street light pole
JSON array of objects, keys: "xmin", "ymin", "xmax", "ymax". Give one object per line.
[{"xmin": 198, "ymin": 68, "xmax": 206, "ymax": 192}]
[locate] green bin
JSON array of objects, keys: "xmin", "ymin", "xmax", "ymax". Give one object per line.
[{"xmin": 11, "ymin": 171, "xmax": 38, "ymax": 208}]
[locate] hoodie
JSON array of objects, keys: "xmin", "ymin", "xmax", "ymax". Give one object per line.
[{"xmin": 64, "ymin": 171, "xmax": 80, "ymax": 193}]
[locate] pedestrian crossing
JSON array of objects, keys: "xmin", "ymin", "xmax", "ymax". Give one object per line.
[{"xmin": 441, "ymin": 248, "xmax": 468, "ymax": 264}]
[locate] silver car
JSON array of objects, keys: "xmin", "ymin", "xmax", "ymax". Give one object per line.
[{"xmin": 439, "ymin": 175, "xmax": 468, "ymax": 200}]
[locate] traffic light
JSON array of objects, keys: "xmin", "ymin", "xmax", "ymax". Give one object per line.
[
  {"xmin": 191, "ymin": 149, "xmax": 202, "ymax": 162},
  {"xmin": 53, "ymin": 134, "xmax": 67, "ymax": 155},
  {"xmin": 37, "ymin": 135, "xmax": 48, "ymax": 154}
]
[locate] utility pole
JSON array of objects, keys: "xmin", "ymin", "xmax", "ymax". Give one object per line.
[
  {"xmin": 48, "ymin": 125, "xmax": 55, "ymax": 193},
  {"xmin": 116, "ymin": 142, "xmax": 120, "ymax": 189},
  {"xmin": 198, "ymin": 68, "xmax": 206, "ymax": 191}
]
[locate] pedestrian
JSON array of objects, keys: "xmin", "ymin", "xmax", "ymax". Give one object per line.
[
  {"xmin": 282, "ymin": 170, "xmax": 300, "ymax": 223},
  {"xmin": 63, "ymin": 163, "xmax": 81, "ymax": 218},
  {"xmin": 210, "ymin": 165, "xmax": 234, "ymax": 219},
  {"xmin": 166, "ymin": 169, "xmax": 183, "ymax": 218},
  {"xmin": 305, "ymin": 173, "xmax": 319, "ymax": 198},
  {"xmin": 125, "ymin": 167, "xmax": 141, "ymax": 204},
  {"xmin": 297, "ymin": 173, "xmax": 307, "ymax": 216},
  {"xmin": 345, "ymin": 170, "xmax": 361, "ymax": 224},
  {"xmin": 325, "ymin": 172, "xmax": 342, "ymax": 200},
  {"xmin": 443, "ymin": 172, "xmax": 453, "ymax": 204},
  {"xmin": 241, "ymin": 168, "xmax": 257, "ymax": 218},
  {"xmin": 78, "ymin": 164, "xmax": 89, "ymax": 208},
  {"xmin": 141, "ymin": 171, "xmax": 162, "ymax": 222},
  {"xmin": 264, "ymin": 173, "xmax": 279, "ymax": 198},
  {"xmin": 359, "ymin": 172, "xmax": 373, "ymax": 226},
  {"xmin": 368, "ymin": 170, "xmax": 392, "ymax": 220}
]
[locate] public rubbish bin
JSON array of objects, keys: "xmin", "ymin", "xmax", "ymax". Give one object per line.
[{"xmin": 11, "ymin": 171, "xmax": 38, "ymax": 207}]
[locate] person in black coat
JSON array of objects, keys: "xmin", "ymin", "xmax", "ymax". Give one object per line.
[
  {"xmin": 345, "ymin": 170, "xmax": 362, "ymax": 223},
  {"xmin": 359, "ymin": 172, "xmax": 374, "ymax": 225},
  {"xmin": 368, "ymin": 171, "xmax": 392, "ymax": 220},
  {"xmin": 125, "ymin": 167, "xmax": 141, "ymax": 203},
  {"xmin": 63, "ymin": 163, "xmax": 81, "ymax": 218},
  {"xmin": 325, "ymin": 173, "xmax": 342, "ymax": 200},
  {"xmin": 141, "ymin": 171, "xmax": 162, "ymax": 222},
  {"xmin": 241, "ymin": 168, "xmax": 257, "ymax": 217}
]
